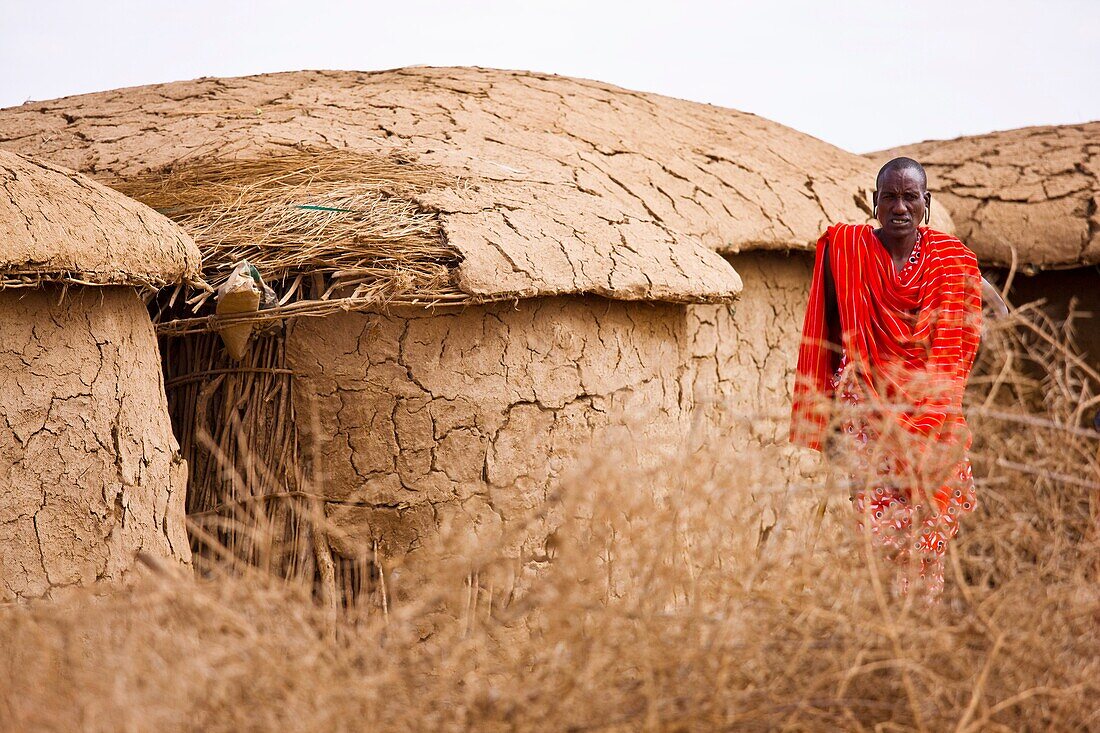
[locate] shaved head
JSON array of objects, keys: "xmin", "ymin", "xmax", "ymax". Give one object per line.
[
  {"xmin": 873, "ymin": 157, "xmax": 931, "ymax": 239},
  {"xmin": 876, "ymin": 157, "xmax": 928, "ymax": 192}
]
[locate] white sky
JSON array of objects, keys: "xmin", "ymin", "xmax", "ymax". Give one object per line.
[{"xmin": 2, "ymin": 0, "xmax": 1097, "ymax": 152}]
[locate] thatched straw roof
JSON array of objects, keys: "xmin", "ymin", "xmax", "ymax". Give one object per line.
[
  {"xmin": 0, "ymin": 150, "xmax": 200, "ymax": 289},
  {"xmin": 874, "ymin": 122, "xmax": 1100, "ymax": 270},
  {"xmin": 0, "ymin": 67, "xmax": 923, "ymax": 305}
]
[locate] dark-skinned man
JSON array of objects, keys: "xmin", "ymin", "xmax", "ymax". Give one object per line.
[{"xmin": 791, "ymin": 157, "xmax": 983, "ymax": 603}]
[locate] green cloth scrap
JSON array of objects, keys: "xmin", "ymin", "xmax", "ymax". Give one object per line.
[{"xmin": 294, "ymin": 204, "xmax": 355, "ymax": 213}]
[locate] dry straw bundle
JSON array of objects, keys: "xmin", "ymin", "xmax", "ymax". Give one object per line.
[
  {"xmin": 1, "ymin": 307, "xmax": 1097, "ymax": 732},
  {"xmin": 117, "ymin": 148, "xmax": 468, "ymax": 331}
]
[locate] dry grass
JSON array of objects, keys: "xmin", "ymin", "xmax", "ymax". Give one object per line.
[
  {"xmin": 1, "ymin": 307, "xmax": 1097, "ymax": 732},
  {"xmin": 117, "ymin": 148, "xmax": 468, "ymax": 325}
]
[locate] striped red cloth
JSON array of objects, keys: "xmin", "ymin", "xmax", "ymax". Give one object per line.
[{"xmin": 790, "ymin": 224, "xmax": 982, "ymax": 457}]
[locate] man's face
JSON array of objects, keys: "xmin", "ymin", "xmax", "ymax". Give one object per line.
[{"xmin": 874, "ymin": 167, "xmax": 929, "ymax": 239}]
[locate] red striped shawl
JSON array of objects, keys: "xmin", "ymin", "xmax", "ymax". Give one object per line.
[{"xmin": 791, "ymin": 224, "xmax": 982, "ymax": 456}]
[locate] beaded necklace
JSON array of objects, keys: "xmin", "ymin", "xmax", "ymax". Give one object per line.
[{"xmin": 898, "ymin": 228, "xmax": 923, "ymax": 279}]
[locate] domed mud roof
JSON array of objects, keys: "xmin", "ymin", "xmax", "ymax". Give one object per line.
[
  {"xmin": 874, "ymin": 121, "xmax": 1099, "ymax": 270},
  {"xmin": 0, "ymin": 67, "xmax": 924, "ymax": 303},
  {"xmin": 0, "ymin": 149, "xmax": 200, "ymax": 289}
]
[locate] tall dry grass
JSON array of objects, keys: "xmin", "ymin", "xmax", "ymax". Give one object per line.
[{"xmin": 0, "ymin": 306, "xmax": 1097, "ymax": 732}]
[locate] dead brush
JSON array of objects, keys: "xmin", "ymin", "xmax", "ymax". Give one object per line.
[{"xmin": 0, "ymin": 307, "xmax": 1097, "ymax": 732}]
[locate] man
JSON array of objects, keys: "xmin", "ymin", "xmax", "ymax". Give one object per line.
[{"xmin": 791, "ymin": 157, "xmax": 983, "ymax": 602}]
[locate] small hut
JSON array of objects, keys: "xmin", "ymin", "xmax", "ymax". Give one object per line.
[
  {"xmin": 877, "ymin": 121, "xmax": 1100, "ymax": 368},
  {"xmin": 0, "ymin": 150, "xmax": 200, "ymax": 600},
  {"xmin": 0, "ymin": 67, "xmax": 953, "ymax": 598}
]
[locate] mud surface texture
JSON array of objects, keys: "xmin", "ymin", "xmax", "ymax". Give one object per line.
[
  {"xmin": 286, "ymin": 252, "xmax": 812, "ymax": 582},
  {"xmin": 689, "ymin": 251, "xmax": 813, "ymax": 442},
  {"xmin": 875, "ymin": 122, "xmax": 1100, "ymax": 269},
  {"xmin": 0, "ymin": 150, "xmax": 199, "ymax": 287},
  {"xmin": 0, "ymin": 288, "xmax": 190, "ymax": 600},
  {"xmin": 0, "ymin": 67, "xmax": 949, "ymax": 303}
]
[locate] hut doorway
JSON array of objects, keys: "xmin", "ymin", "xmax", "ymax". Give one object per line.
[{"xmin": 999, "ymin": 265, "xmax": 1100, "ymax": 373}]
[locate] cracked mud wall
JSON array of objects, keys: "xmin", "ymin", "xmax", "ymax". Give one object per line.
[
  {"xmin": 0, "ymin": 287, "xmax": 189, "ymax": 600},
  {"xmin": 687, "ymin": 252, "xmax": 813, "ymax": 443},
  {"xmin": 687, "ymin": 252, "xmax": 817, "ymax": 547},
  {"xmin": 287, "ymin": 297, "xmax": 691, "ymax": 584},
  {"xmin": 285, "ymin": 252, "xmax": 814, "ymax": 587}
]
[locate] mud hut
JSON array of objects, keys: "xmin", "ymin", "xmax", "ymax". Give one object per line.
[
  {"xmin": 0, "ymin": 67, "xmax": 952, "ymax": 597},
  {"xmin": 877, "ymin": 121, "xmax": 1100, "ymax": 368},
  {"xmin": 0, "ymin": 150, "xmax": 200, "ymax": 600}
]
